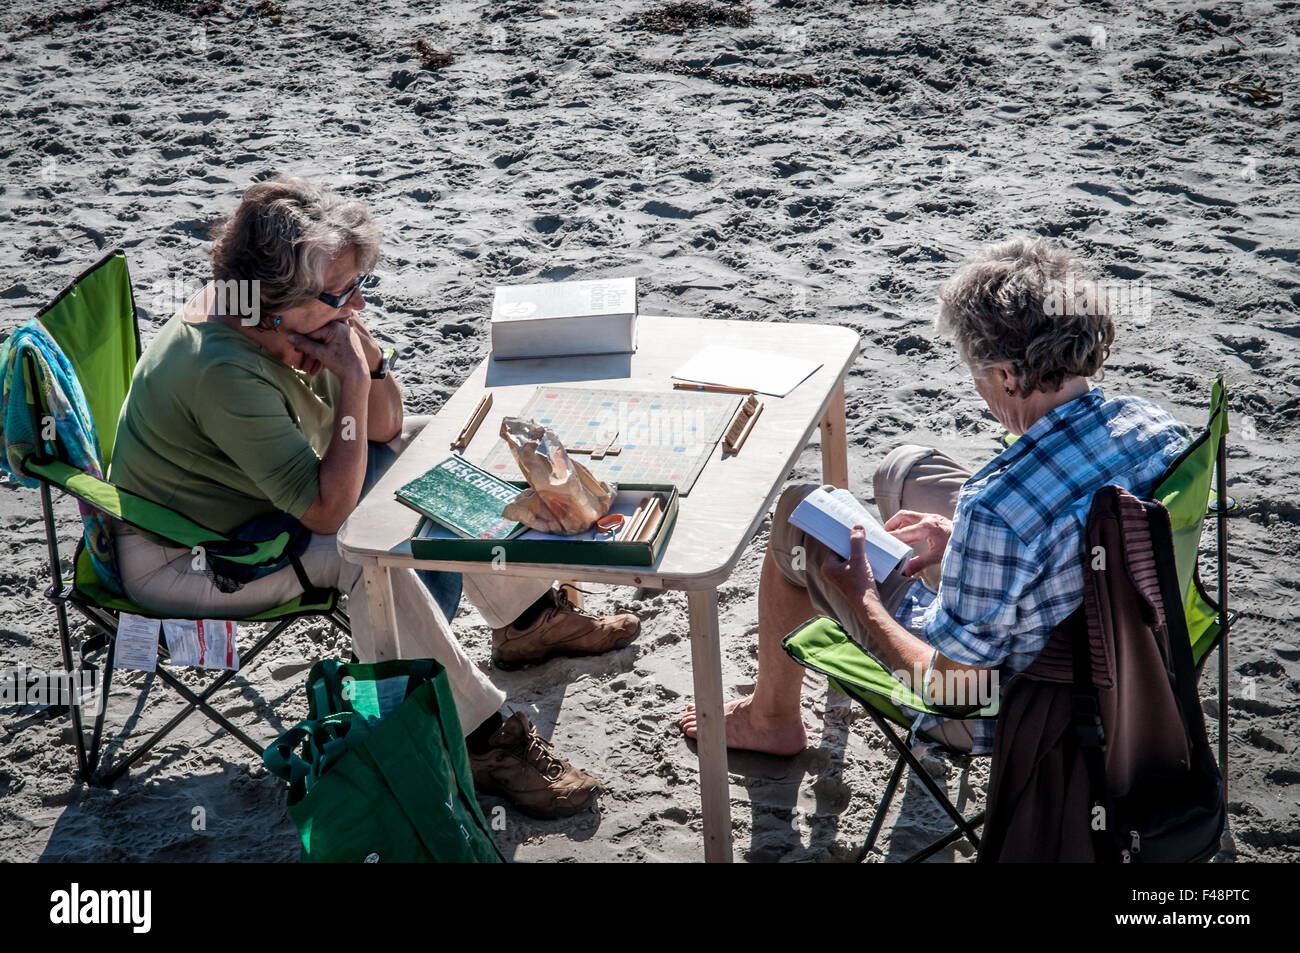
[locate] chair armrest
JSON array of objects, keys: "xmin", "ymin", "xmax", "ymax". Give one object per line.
[
  {"xmin": 782, "ymin": 615, "xmax": 994, "ymax": 719},
  {"xmin": 22, "ymin": 457, "xmax": 293, "ymax": 567}
]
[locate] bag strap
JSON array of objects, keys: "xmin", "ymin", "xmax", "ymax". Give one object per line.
[
  {"xmin": 1070, "ymin": 606, "xmax": 1117, "ymax": 862},
  {"xmin": 263, "ymin": 716, "xmax": 367, "ymax": 804},
  {"xmin": 288, "ymin": 547, "xmax": 331, "ymax": 605},
  {"xmin": 263, "ymin": 723, "xmax": 319, "ymax": 804},
  {"xmin": 1073, "ymin": 491, "xmax": 1119, "ymax": 863}
]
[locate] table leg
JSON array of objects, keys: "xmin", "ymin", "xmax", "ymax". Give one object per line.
[
  {"xmin": 361, "ymin": 566, "xmax": 402, "ymax": 661},
  {"xmin": 820, "ymin": 382, "xmax": 850, "ymax": 489},
  {"xmin": 687, "ymin": 587, "xmax": 733, "ymax": 863}
]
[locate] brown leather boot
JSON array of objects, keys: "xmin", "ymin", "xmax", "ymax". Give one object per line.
[
  {"xmin": 469, "ymin": 713, "xmax": 599, "ymax": 819},
  {"xmin": 491, "ymin": 586, "xmax": 640, "ymax": 670}
]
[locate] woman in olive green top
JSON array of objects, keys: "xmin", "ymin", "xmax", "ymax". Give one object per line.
[
  {"xmin": 110, "ymin": 292, "xmax": 345, "ymax": 538},
  {"xmin": 110, "ymin": 177, "xmax": 637, "ymax": 818}
]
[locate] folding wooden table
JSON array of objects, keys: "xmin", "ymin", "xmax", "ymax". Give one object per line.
[{"xmin": 336, "ymin": 315, "xmax": 859, "ymax": 862}]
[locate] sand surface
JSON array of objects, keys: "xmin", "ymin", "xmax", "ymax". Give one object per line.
[{"xmin": 1, "ymin": 0, "xmax": 1297, "ymax": 862}]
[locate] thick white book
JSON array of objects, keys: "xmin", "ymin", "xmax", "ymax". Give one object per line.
[
  {"xmin": 491, "ymin": 277, "xmax": 637, "ymax": 360},
  {"xmin": 788, "ymin": 485, "xmax": 913, "ymax": 581}
]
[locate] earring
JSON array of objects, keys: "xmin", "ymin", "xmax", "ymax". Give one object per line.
[
  {"xmin": 1004, "ymin": 387, "xmax": 1015, "ymax": 397},
  {"xmin": 273, "ymin": 316, "xmax": 282, "ymax": 328}
]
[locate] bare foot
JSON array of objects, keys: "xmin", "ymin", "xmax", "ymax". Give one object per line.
[{"xmin": 678, "ymin": 695, "xmax": 808, "ymax": 756}]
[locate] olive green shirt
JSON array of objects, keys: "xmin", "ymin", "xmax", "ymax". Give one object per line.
[{"xmin": 109, "ymin": 311, "xmax": 341, "ymax": 536}]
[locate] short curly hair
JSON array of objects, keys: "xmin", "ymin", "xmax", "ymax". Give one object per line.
[
  {"xmin": 209, "ymin": 176, "xmax": 381, "ymax": 330},
  {"xmin": 936, "ymin": 237, "xmax": 1115, "ymax": 395}
]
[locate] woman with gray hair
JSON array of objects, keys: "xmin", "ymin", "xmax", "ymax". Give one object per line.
[
  {"xmin": 110, "ymin": 176, "xmax": 639, "ymax": 818},
  {"xmin": 680, "ymin": 237, "xmax": 1190, "ymax": 757}
]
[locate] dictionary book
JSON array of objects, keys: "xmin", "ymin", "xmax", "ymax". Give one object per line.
[{"xmin": 396, "ymin": 456, "xmax": 528, "ymax": 541}]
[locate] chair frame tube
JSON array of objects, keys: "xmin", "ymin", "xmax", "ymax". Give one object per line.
[
  {"xmin": 33, "ymin": 460, "xmax": 350, "ymax": 785},
  {"xmin": 856, "ymin": 708, "xmax": 985, "ymax": 863},
  {"xmin": 1215, "ymin": 429, "xmax": 1230, "ymax": 805}
]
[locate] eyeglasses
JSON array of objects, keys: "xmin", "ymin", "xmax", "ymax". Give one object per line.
[{"xmin": 316, "ymin": 273, "xmax": 373, "ymax": 309}]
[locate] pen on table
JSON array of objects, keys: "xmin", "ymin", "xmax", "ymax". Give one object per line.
[{"xmin": 671, "ymin": 381, "xmax": 756, "ymax": 395}]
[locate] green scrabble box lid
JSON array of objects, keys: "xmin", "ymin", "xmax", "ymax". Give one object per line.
[{"xmin": 396, "ymin": 455, "xmax": 526, "ymax": 541}]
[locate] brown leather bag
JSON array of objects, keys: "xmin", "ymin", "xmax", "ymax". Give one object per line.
[{"xmin": 978, "ymin": 486, "xmax": 1225, "ymax": 863}]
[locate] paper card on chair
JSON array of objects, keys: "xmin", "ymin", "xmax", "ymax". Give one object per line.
[
  {"xmin": 115, "ymin": 613, "xmax": 160, "ymax": 673},
  {"xmin": 163, "ymin": 619, "xmax": 240, "ymax": 670}
]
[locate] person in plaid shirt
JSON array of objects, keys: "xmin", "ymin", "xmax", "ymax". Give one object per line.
[{"xmin": 680, "ymin": 238, "xmax": 1190, "ymax": 756}]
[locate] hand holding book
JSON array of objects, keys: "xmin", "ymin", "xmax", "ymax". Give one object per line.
[
  {"xmin": 883, "ymin": 510, "xmax": 953, "ymax": 578},
  {"xmin": 788, "ymin": 486, "xmax": 913, "ymax": 581},
  {"xmin": 819, "ymin": 523, "xmax": 884, "ymax": 606}
]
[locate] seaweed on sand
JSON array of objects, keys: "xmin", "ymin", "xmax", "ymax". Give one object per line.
[
  {"xmin": 414, "ymin": 38, "xmax": 454, "ymax": 71},
  {"xmin": 628, "ymin": 1, "xmax": 753, "ymax": 34}
]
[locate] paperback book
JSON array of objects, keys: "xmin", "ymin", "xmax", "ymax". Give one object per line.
[{"xmin": 788, "ymin": 485, "xmax": 913, "ymax": 580}]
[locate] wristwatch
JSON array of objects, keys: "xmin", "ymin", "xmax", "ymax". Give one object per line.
[{"xmin": 371, "ymin": 347, "xmax": 397, "ymax": 380}]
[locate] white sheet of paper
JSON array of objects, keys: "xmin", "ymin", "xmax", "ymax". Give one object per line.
[
  {"xmin": 670, "ymin": 345, "xmax": 821, "ymax": 397},
  {"xmin": 671, "ymin": 345, "xmax": 822, "ymax": 397},
  {"xmin": 115, "ymin": 613, "xmax": 160, "ymax": 673},
  {"xmin": 163, "ymin": 619, "xmax": 240, "ymax": 671}
]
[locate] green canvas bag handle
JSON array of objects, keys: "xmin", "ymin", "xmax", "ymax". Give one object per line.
[
  {"xmin": 262, "ymin": 724, "xmax": 314, "ymax": 794},
  {"xmin": 264, "ymin": 714, "xmax": 371, "ymax": 805}
]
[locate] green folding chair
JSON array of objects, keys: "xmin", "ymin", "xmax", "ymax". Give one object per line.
[
  {"xmin": 12, "ymin": 250, "xmax": 349, "ymax": 786},
  {"xmin": 783, "ymin": 376, "xmax": 1235, "ymax": 862}
]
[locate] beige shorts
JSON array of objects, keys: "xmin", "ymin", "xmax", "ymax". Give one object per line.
[{"xmin": 769, "ymin": 445, "xmax": 977, "ymax": 749}]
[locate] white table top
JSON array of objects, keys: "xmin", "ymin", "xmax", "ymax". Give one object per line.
[{"xmin": 337, "ymin": 315, "xmax": 860, "ymax": 590}]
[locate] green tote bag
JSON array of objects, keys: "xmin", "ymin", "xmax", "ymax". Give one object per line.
[{"xmin": 264, "ymin": 658, "xmax": 504, "ymax": 863}]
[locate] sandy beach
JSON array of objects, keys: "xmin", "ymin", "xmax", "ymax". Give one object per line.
[{"xmin": 1, "ymin": 0, "xmax": 1297, "ymax": 862}]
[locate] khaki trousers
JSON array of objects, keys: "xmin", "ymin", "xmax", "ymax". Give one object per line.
[
  {"xmin": 113, "ymin": 417, "xmax": 552, "ymax": 733},
  {"xmin": 768, "ymin": 445, "xmax": 977, "ymax": 750}
]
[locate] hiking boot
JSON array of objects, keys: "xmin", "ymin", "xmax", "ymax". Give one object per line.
[
  {"xmin": 469, "ymin": 713, "xmax": 599, "ymax": 819},
  {"xmin": 491, "ymin": 586, "xmax": 640, "ymax": 670}
]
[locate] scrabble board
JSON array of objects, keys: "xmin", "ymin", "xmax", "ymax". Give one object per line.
[{"xmin": 477, "ymin": 386, "xmax": 741, "ymax": 495}]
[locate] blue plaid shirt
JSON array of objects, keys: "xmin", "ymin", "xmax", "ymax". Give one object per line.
[{"xmin": 894, "ymin": 388, "xmax": 1190, "ymax": 753}]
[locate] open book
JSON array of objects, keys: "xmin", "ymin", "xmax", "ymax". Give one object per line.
[{"xmin": 788, "ymin": 486, "xmax": 913, "ymax": 580}]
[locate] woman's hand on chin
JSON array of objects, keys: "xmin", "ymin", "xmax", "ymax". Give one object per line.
[
  {"xmin": 288, "ymin": 320, "xmax": 369, "ymax": 383},
  {"xmin": 290, "ymin": 347, "xmax": 324, "ymax": 376}
]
